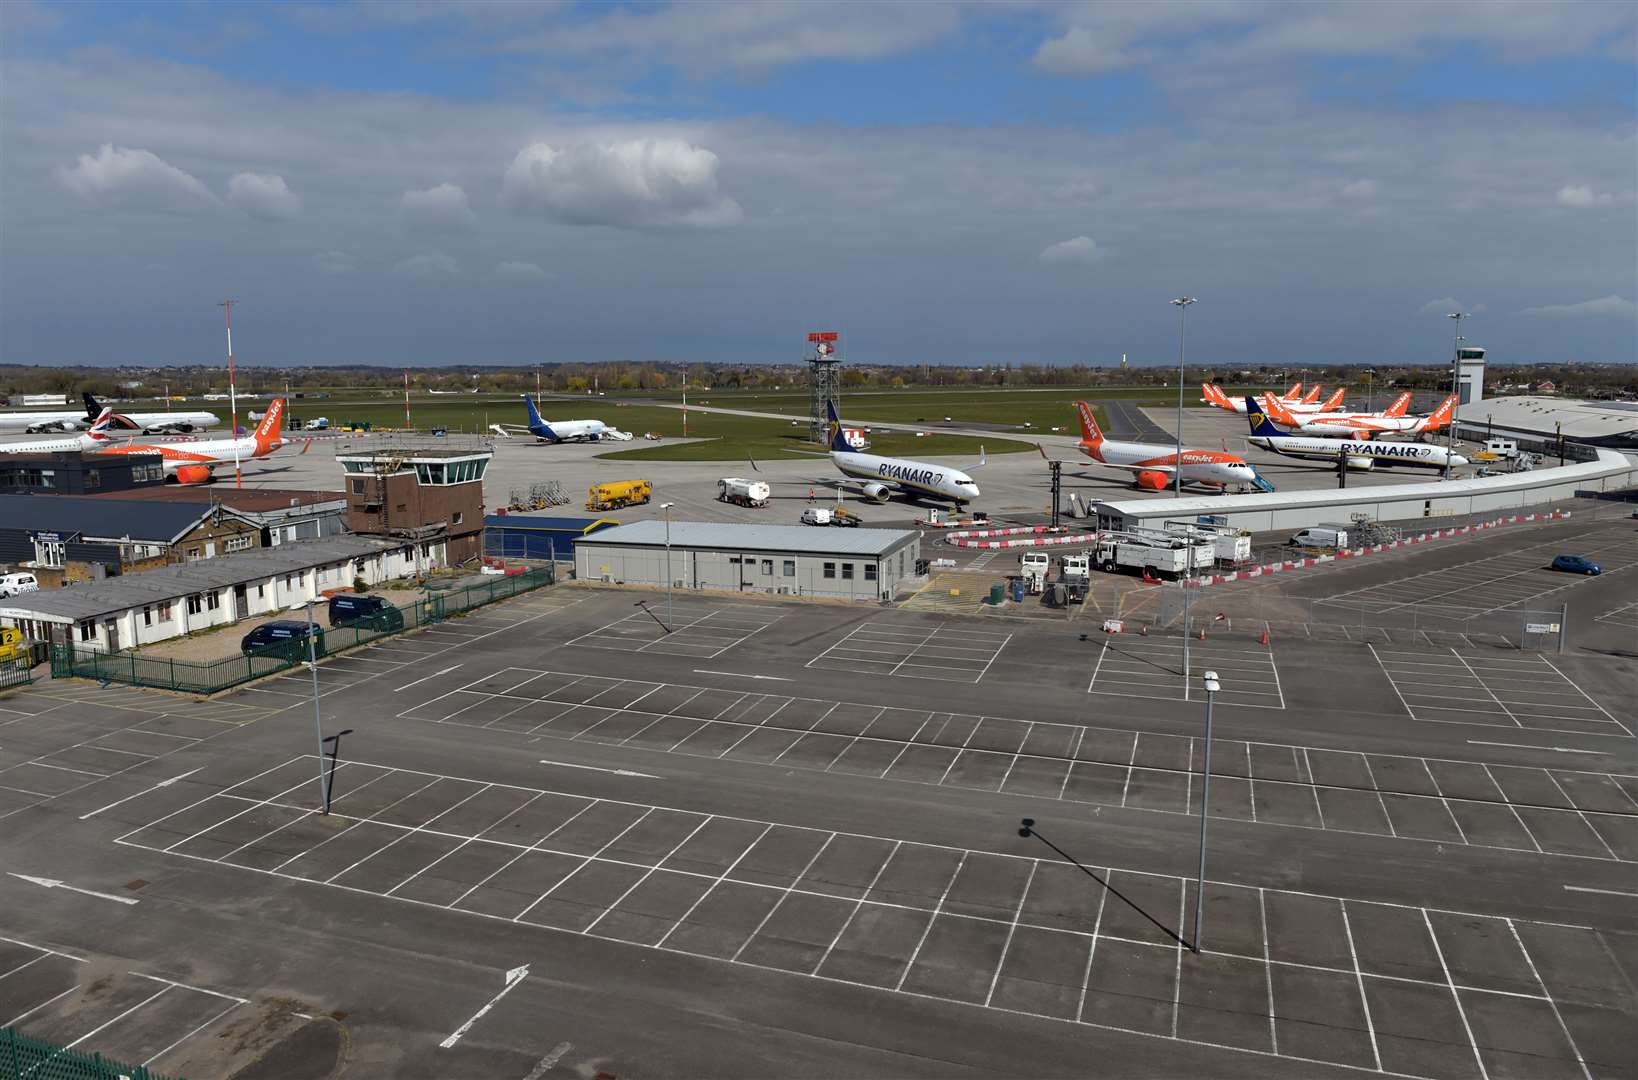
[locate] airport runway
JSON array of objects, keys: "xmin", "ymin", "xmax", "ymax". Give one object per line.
[{"xmin": 1, "ymin": 543, "xmax": 1633, "ymax": 1078}]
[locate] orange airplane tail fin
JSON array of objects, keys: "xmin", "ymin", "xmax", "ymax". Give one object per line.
[
  {"xmin": 1384, "ymin": 392, "xmax": 1412, "ymax": 417},
  {"xmin": 253, "ymin": 398, "xmax": 285, "ymax": 449},
  {"xmin": 1074, "ymin": 401, "xmax": 1104, "ymax": 446},
  {"xmin": 1320, "ymin": 388, "xmax": 1345, "ymax": 411}
]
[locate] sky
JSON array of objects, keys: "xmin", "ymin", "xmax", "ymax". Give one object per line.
[{"xmin": 1, "ymin": 1, "xmax": 1634, "ymax": 369}]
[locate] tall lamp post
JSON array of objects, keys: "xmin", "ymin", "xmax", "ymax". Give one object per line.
[
  {"xmin": 304, "ymin": 597, "xmax": 326, "ymax": 812},
  {"xmin": 1170, "ymin": 297, "xmax": 1197, "ymax": 497},
  {"xmin": 659, "ymin": 502, "xmax": 675, "ymax": 632},
  {"xmin": 1444, "ymin": 312, "xmax": 1466, "ymax": 480},
  {"xmin": 1191, "ymin": 669, "xmax": 1221, "ymax": 953},
  {"xmin": 1365, "ymin": 368, "xmax": 1375, "ymax": 412}
]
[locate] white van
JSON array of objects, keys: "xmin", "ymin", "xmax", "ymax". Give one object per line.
[
  {"xmin": 0, "ymin": 572, "xmax": 40, "ymax": 598},
  {"xmin": 800, "ymin": 507, "xmax": 833, "ymax": 526},
  {"xmin": 1289, "ymin": 527, "xmax": 1347, "ymax": 549}
]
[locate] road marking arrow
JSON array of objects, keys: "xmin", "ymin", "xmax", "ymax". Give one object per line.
[
  {"xmin": 538, "ymin": 759, "xmax": 659, "ymax": 779},
  {"xmin": 8, "ymin": 873, "xmax": 139, "ymax": 906},
  {"xmin": 79, "ymin": 768, "xmax": 203, "ymax": 821},
  {"xmin": 439, "ymin": 964, "xmax": 529, "ymax": 1049}
]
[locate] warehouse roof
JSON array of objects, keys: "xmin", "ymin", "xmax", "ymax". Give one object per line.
[
  {"xmin": 576, "ymin": 520, "xmax": 917, "ymax": 557},
  {"xmin": 0, "ymin": 494, "xmax": 233, "ymax": 544},
  {"xmin": 0, "ymin": 535, "xmax": 409, "ymax": 623},
  {"xmin": 1463, "ymin": 396, "xmax": 1638, "ymax": 447},
  {"xmin": 85, "ymin": 488, "xmax": 345, "ymax": 512}
]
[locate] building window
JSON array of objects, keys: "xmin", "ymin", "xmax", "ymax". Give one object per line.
[
  {"xmin": 453, "ymin": 511, "xmax": 463, "ymax": 525},
  {"xmin": 225, "ymin": 535, "xmax": 253, "ymax": 552},
  {"xmin": 77, "ymin": 620, "xmax": 95, "ymax": 641},
  {"xmin": 206, "ymin": 591, "xmax": 221, "ymax": 611},
  {"xmin": 257, "ymin": 585, "xmax": 265, "ymax": 599},
  {"xmin": 351, "ymin": 478, "xmax": 365, "ymax": 494},
  {"xmin": 33, "ymin": 540, "xmax": 65, "ymax": 568},
  {"xmin": 761, "ymin": 559, "xmax": 773, "ymax": 575},
  {"xmin": 284, "ymin": 574, "xmax": 294, "ymax": 589},
  {"xmin": 142, "ymin": 606, "xmax": 153, "ymax": 627},
  {"xmin": 842, "ymin": 563, "xmax": 854, "ymax": 580},
  {"xmin": 157, "ymin": 601, "xmax": 172, "ymax": 621},
  {"xmin": 865, "ymin": 563, "xmax": 878, "ymax": 582},
  {"xmin": 186, "ymin": 594, "xmax": 203, "ymax": 615},
  {"xmin": 823, "ymin": 562, "xmax": 835, "ymax": 579},
  {"xmin": 783, "ymin": 560, "xmax": 795, "ymax": 577},
  {"xmin": 185, "ymin": 546, "xmax": 203, "ymax": 561}
]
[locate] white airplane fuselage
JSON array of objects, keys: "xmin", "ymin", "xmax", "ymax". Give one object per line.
[
  {"xmin": 831, "ymin": 449, "xmax": 979, "ymax": 504},
  {"xmin": 1249, "ymin": 435, "xmax": 1467, "ymax": 469}
]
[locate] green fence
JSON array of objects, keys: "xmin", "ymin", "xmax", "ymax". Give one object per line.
[
  {"xmin": 50, "ymin": 565, "xmax": 554, "ymax": 696},
  {"xmin": 0, "ymin": 657, "xmax": 31, "ymax": 692},
  {"xmin": 1, "ymin": 1026, "xmax": 176, "ymax": 1080}
]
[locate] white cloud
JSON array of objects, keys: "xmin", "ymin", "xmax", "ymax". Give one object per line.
[
  {"xmin": 1039, "ymin": 236, "xmax": 1102, "ymax": 263},
  {"xmin": 1519, "ymin": 295, "xmax": 1635, "ymax": 319},
  {"xmin": 1034, "ymin": 26, "xmax": 1137, "ymax": 76},
  {"xmin": 391, "ymin": 253, "xmax": 461, "ymax": 278},
  {"xmin": 1340, "ymin": 178, "xmax": 1378, "ymax": 198},
  {"xmin": 1556, "ymin": 184, "xmax": 1612, "ymax": 208},
  {"xmin": 312, "ymin": 250, "xmax": 357, "ymax": 275},
  {"xmin": 494, "ymin": 260, "xmax": 546, "ymax": 280},
  {"xmin": 55, "ymin": 143, "xmax": 217, "ymax": 209},
  {"xmin": 502, "ymin": 139, "xmax": 742, "ymax": 229},
  {"xmin": 228, "ymin": 171, "xmax": 301, "ymax": 220},
  {"xmin": 1418, "ymin": 297, "xmax": 1486, "ymax": 316},
  {"xmin": 401, "ymin": 181, "xmax": 476, "ymax": 230}
]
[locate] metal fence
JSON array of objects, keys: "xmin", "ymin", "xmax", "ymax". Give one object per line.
[
  {"xmin": 1, "ymin": 1026, "xmax": 177, "ymax": 1080},
  {"xmin": 0, "ymin": 657, "xmax": 31, "ymax": 691},
  {"xmin": 50, "ymin": 566, "xmax": 555, "ymax": 696}
]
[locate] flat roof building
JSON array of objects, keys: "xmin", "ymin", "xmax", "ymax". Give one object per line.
[
  {"xmin": 575, "ymin": 521, "xmax": 921, "ymax": 601},
  {"xmin": 1456, "ymin": 396, "xmax": 1638, "ymax": 451}
]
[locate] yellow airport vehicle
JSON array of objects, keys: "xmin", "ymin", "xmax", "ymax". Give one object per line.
[{"xmin": 587, "ymin": 479, "xmax": 652, "ymax": 511}]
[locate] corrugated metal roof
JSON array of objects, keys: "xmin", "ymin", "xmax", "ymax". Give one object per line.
[
  {"xmin": 576, "ymin": 520, "xmax": 917, "ymax": 557},
  {"xmin": 0, "ymin": 494, "xmax": 218, "ymax": 543},
  {"xmin": 0, "ymin": 535, "xmax": 409, "ymax": 622},
  {"xmin": 1461, "ymin": 396, "xmax": 1638, "ymax": 443}
]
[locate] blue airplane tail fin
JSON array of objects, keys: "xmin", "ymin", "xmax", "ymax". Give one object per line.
[
  {"xmin": 825, "ymin": 400, "xmax": 851, "ymax": 452},
  {"xmin": 1245, "ymin": 396, "xmax": 1285, "ymax": 437},
  {"xmin": 523, "ymin": 395, "xmax": 556, "ymax": 440}
]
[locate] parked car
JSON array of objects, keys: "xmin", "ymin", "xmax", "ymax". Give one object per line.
[
  {"xmin": 328, "ymin": 593, "xmax": 404, "ymax": 632},
  {"xmin": 0, "ymin": 572, "xmax": 39, "ymax": 598},
  {"xmin": 1549, "ymin": 554, "xmax": 1602, "ymax": 576},
  {"xmin": 241, "ymin": 620, "xmax": 327, "ymax": 661}
]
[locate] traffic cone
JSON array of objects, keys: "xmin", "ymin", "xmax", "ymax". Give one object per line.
[
  {"xmin": 1198, "ymin": 628, "xmax": 1206, "ymax": 641},
  {"xmin": 1259, "ymin": 627, "xmax": 1269, "ymax": 646}
]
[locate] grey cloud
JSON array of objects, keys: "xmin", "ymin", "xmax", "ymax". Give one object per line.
[
  {"xmin": 501, "ymin": 139, "xmax": 742, "ymax": 229},
  {"xmin": 1039, "ymin": 236, "xmax": 1102, "ymax": 263},
  {"xmin": 1556, "ymin": 184, "xmax": 1613, "ymax": 208},
  {"xmin": 391, "ymin": 252, "xmax": 461, "ymax": 278},
  {"xmin": 495, "ymin": 260, "xmax": 547, "ymax": 280},
  {"xmin": 313, "ymin": 250, "xmax": 357, "ymax": 275},
  {"xmin": 1519, "ymin": 295, "xmax": 1635, "ymax": 319},
  {"xmin": 401, "ymin": 182, "xmax": 476, "ymax": 230},
  {"xmin": 228, "ymin": 171, "xmax": 301, "ymax": 220}
]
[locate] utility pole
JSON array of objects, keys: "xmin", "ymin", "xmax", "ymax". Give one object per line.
[
  {"xmin": 1170, "ymin": 297, "xmax": 1196, "ymax": 497},
  {"xmin": 219, "ymin": 300, "xmax": 241, "ymax": 488}
]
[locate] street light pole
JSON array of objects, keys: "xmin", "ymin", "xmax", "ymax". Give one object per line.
[
  {"xmin": 659, "ymin": 502, "xmax": 676, "ymax": 632},
  {"xmin": 1365, "ymin": 369, "xmax": 1374, "ymax": 412},
  {"xmin": 304, "ymin": 597, "xmax": 326, "ymax": 813},
  {"xmin": 1444, "ymin": 312, "xmax": 1466, "ymax": 480},
  {"xmin": 1170, "ymin": 297, "xmax": 1197, "ymax": 497},
  {"xmin": 1191, "ymin": 669, "xmax": 1221, "ymax": 953}
]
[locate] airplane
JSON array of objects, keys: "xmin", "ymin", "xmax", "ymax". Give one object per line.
[
  {"xmin": 81, "ymin": 393, "xmax": 221, "ymax": 434},
  {"xmin": 753, "ymin": 401, "xmax": 982, "ymax": 505},
  {"xmin": 0, "ymin": 409, "xmax": 120, "ymax": 452},
  {"xmin": 1244, "ymin": 397, "xmax": 1468, "ymax": 471},
  {"xmin": 1200, "ymin": 383, "xmax": 1345, "ymax": 415},
  {"xmin": 492, "ymin": 396, "xmax": 619, "ymax": 443},
  {"xmin": 1260, "ymin": 392, "xmax": 1454, "ymax": 439},
  {"xmin": 1070, "ymin": 400, "xmax": 1272, "ymax": 492},
  {"xmin": 90, "ymin": 398, "xmax": 297, "ymax": 484}
]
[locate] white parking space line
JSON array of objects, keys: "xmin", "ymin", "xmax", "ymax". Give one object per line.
[
  {"xmin": 1372, "ymin": 646, "xmax": 1633, "ymax": 737},
  {"xmin": 1087, "ymin": 640, "xmax": 1285, "ymax": 709},
  {"xmin": 112, "ymin": 754, "xmax": 1612, "ymax": 1080},
  {"xmin": 566, "ymin": 605, "xmax": 781, "ymax": 659},
  {"xmin": 806, "ymin": 621, "xmax": 1012, "ymax": 683}
]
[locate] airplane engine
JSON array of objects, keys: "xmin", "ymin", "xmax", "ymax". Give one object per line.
[
  {"xmin": 1134, "ymin": 470, "xmax": 1170, "ymax": 491},
  {"xmin": 173, "ymin": 464, "xmax": 214, "ymax": 485},
  {"xmin": 1346, "ymin": 456, "xmax": 1374, "ymax": 471},
  {"xmin": 861, "ymin": 482, "xmax": 891, "ymax": 504}
]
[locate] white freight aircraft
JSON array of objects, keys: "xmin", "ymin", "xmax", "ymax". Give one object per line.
[{"xmin": 489, "ymin": 396, "xmax": 630, "ymax": 442}]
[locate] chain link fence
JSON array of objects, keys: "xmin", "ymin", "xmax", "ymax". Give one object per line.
[
  {"xmin": 2, "ymin": 1026, "xmax": 176, "ymax": 1080},
  {"xmin": 50, "ymin": 566, "xmax": 555, "ymax": 695}
]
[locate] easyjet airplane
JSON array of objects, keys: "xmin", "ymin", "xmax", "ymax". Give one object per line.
[
  {"xmin": 92, "ymin": 398, "xmax": 297, "ymax": 483},
  {"xmin": 1200, "ymin": 383, "xmax": 1345, "ymax": 415},
  {"xmin": 1260, "ymin": 392, "xmax": 1455, "ymax": 439},
  {"xmin": 1069, "ymin": 401, "xmax": 1272, "ymax": 491}
]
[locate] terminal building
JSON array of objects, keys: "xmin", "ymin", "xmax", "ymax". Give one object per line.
[{"xmin": 575, "ymin": 521, "xmax": 922, "ymax": 602}]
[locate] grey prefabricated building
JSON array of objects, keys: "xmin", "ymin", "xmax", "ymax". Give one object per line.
[{"xmin": 575, "ymin": 521, "xmax": 921, "ymax": 601}]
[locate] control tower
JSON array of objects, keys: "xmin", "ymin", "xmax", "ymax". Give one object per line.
[{"xmin": 806, "ymin": 331, "xmax": 841, "ymax": 444}]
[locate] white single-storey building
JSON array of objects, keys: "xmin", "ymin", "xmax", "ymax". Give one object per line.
[{"xmin": 0, "ymin": 535, "xmax": 443, "ymax": 653}]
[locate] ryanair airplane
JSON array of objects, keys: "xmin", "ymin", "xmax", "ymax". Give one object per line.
[
  {"xmin": 821, "ymin": 402, "xmax": 982, "ymax": 504},
  {"xmin": 1245, "ymin": 396, "xmax": 1467, "ymax": 472}
]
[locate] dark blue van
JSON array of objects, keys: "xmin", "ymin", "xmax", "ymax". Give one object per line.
[
  {"xmin": 328, "ymin": 593, "xmax": 405, "ymax": 632},
  {"xmin": 241, "ymin": 620, "xmax": 326, "ymax": 661}
]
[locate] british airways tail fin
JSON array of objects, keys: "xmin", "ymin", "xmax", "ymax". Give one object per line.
[
  {"xmin": 523, "ymin": 395, "xmax": 557, "ymax": 440},
  {"xmin": 825, "ymin": 400, "xmax": 851, "ymax": 452},
  {"xmin": 1245, "ymin": 397, "xmax": 1285, "ymax": 437}
]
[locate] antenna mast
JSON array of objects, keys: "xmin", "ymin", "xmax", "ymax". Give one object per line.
[{"xmin": 219, "ymin": 300, "xmax": 241, "ymax": 488}]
